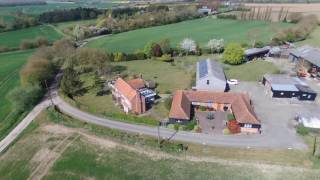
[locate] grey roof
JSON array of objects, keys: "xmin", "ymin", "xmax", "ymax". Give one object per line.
[
  {"xmin": 264, "ymin": 74, "xmax": 316, "ymax": 92},
  {"xmin": 290, "ymin": 45, "xmax": 320, "ymax": 67},
  {"xmin": 295, "ymin": 84, "xmax": 317, "ymax": 94},
  {"xmin": 245, "ymin": 46, "xmax": 270, "ymax": 56},
  {"xmin": 271, "ymin": 84, "xmax": 299, "ymax": 92},
  {"xmin": 197, "ymin": 59, "xmax": 226, "ymax": 81},
  {"xmin": 264, "ymin": 74, "xmax": 298, "ymax": 84}
]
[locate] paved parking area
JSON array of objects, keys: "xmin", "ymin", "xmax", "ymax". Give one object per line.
[
  {"xmin": 230, "ymin": 82, "xmax": 320, "ymax": 150},
  {"xmin": 196, "ymin": 111, "xmax": 227, "ymax": 135}
]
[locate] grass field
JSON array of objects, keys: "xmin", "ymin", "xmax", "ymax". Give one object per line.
[
  {"xmin": 86, "ymin": 18, "xmax": 292, "ymax": 53},
  {"xmin": 0, "ymin": 1, "xmax": 116, "ymax": 23},
  {"xmin": 0, "ymin": 25, "xmax": 62, "ymax": 48},
  {"xmin": 1, "ymin": 110, "xmax": 320, "ymax": 180},
  {"xmin": 0, "ymin": 50, "xmax": 33, "ymax": 139}
]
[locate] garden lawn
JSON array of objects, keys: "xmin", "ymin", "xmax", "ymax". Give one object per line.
[
  {"xmin": 223, "ymin": 60, "xmax": 280, "ymax": 81},
  {"xmin": 0, "ymin": 25, "xmax": 62, "ymax": 48},
  {"xmin": 86, "ymin": 18, "xmax": 292, "ymax": 53},
  {"xmin": 0, "ymin": 50, "xmax": 33, "ymax": 139},
  {"xmin": 113, "ymin": 59, "xmax": 192, "ymax": 93}
]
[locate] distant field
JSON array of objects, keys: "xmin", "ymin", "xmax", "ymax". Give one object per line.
[
  {"xmin": 0, "ymin": 25, "xmax": 62, "ymax": 48},
  {"xmin": 86, "ymin": 18, "xmax": 292, "ymax": 53},
  {"xmin": 0, "ymin": 2, "xmax": 116, "ymax": 23},
  {"xmin": 245, "ymin": 3, "xmax": 320, "ymax": 21},
  {"xmin": 0, "ymin": 50, "xmax": 33, "ymax": 139}
]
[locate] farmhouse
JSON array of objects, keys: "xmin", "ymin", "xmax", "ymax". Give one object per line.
[
  {"xmin": 263, "ymin": 74, "xmax": 317, "ymax": 101},
  {"xmin": 289, "ymin": 45, "xmax": 320, "ymax": 78},
  {"xmin": 195, "ymin": 59, "xmax": 227, "ymax": 92},
  {"xmin": 244, "ymin": 46, "xmax": 270, "ymax": 61},
  {"xmin": 110, "ymin": 78, "xmax": 156, "ymax": 114},
  {"xmin": 169, "ymin": 90, "xmax": 261, "ymax": 133}
]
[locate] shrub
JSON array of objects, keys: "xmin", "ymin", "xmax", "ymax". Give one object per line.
[
  {"xmin": 223, "ymin": 128, "xmax": 230, "ymax": 135},
  {"xmin": 164, "ymin": 96, "xmax": 173, "ymax": 111},
  {"xmin": 199, "ymin": 106, "xmax": 206, "ymax": 111},
  {"xmin": 36, "ymin": 36, "xmax": 49, "ymax": 47},
  {"xmin": 8, "ymin": 85, "xmax": 44, "ymax": 112},
  {"xmin": 114, "ymin": 52, "xmax": 126, "ymax": 62},
  {"xmin": 158, "ymin": 54, "xmax": 173, "ymax": 62},
  {"xmin": 134, "ymin": 50, "xmax": 146, "ymax": 60},
  {"xmin": 217, "ymin": 14, "xmax": 237, "ymax": 20},
  {"xmin": 223, "ymin": 43, "xmax": 244, "ymax": 65},
  {"xmin": 184, "ymin": 119, "xmax": 197, "ymax": 131},
  {"xmin": 296, "ymin": 124, "xmax": 309, "ymax": 136},
  {"xmin": 0, "ymin": 46, "xmax": 9, "ymax": 53},
  {"xmin": 20, "ymin": 39, "xmax": 38, "ymax": 50},
  {"xmin": 174, "ymin": 124, "xmax": 180, "ymax": 131},
  {"xmin": 227, "ymin": 113, "xmax": 235, "ymax": 121}
]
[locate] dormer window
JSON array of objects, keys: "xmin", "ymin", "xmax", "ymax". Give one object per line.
[{"xmin": 207, "ymin": 80, "xmax": 210, "ymax": 85}]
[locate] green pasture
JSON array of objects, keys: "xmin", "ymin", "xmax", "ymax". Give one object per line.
[{"xmin": 86, "ymin": 18, "xmax": 292, "ymax": 53}]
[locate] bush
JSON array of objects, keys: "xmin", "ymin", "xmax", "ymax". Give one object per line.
[
  {"xmin": 174, "ymin": 124, "xmax": 180, "ymax": 131},
  {"xmin": 8, "ymin": 85, "xmax": 44, "ymax": 112},
  {"xmin": 217, "ymin": 14, "xmax": 237, "ymax": 20},
  {"xmin": 0, "ymin": 46, "xmax": 9, "ymax": 53},
  {"xmin": 104, "ymin": 112, "xmax": 159, "ymax": 126},
  {"xmin": 223, "ymin": 43, "xmax": 244, "ymax": 65},
  {"xmin": 227, "ymin": 113, "xmax": 235, "ymax": 121},
  {"xmin": 114, "ymin": 52, "xmax": 126, "ymax": 62},
  {"xmin": 223, "ymin": 128, "xmax": 230, "ymax": 135},
  {"xmin": 184, "ymin": 119, "xmax": 197, "ymax": 131},
  {"xmin": 296, "ymin": 124, "xmax": 309, "ymax": 136},
  {"xmin": 158, "ymin": 54, "xmax": 173, "ymax": 62},
  {"xmin": 20, "ymin": 39, "xmax": 38, "ymax": 50},
  {"xmin": 164, "ymin": 96, "xmax": 173, "ymax": 111},
  {"xmin": 36, "ymin": 36, "xmax": 49, "ymax": 47},
  {"xmin": 199, "ymin": 106, "xmax": 206, "ymax": 111},
  {"xmin": 134, "ymin": 50, "xmax": 146, "ymax": 60}
]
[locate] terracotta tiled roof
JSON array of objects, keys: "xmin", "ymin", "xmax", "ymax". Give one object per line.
[
  {"xmin": 128, "ymin": 78, "xmax": 145, "ymax": 89},
  {"xmin": 114, "ymin": 78, "xmax": 139, "ymax": 101},
  {"xmin": 169, "ymin": 90, "xmax": 191, "ymax": 120},
  {"xmin": 169, "ymin": 90, "xmax": 260, "ymax": 125},
  {"xmin": 114, "ymin": 78, "xmax": 146, "ymax": 114}
]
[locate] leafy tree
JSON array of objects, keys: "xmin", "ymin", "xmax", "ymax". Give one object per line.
[
  {"xmin": 152, "ymin": 43, "xmax": 162, "ymax": 57},
  {"xmin": 144, "ymin": 41, "xmax": 156, "ymax": 58},
  {"xmin": 73, "ymin": 24, "xmax": 86, "ymax": 40},
  {"xmin": 8, "ymin": 85, "xmax": 43, "ymax": 112},
  {"xmin": 60, "ymin": 66, "xmax": 83, "ymax": 99},
  {"xmin": 20, "ymin": 55, "xmax": 54, "ymax": 87},
  {"xmin": 159, "ymin": 38, "xmax": 171, "ymax": 54},
  {"xmin": 180, "ymin": 38, "xmax": 196, "ymax": 55},
  {"xmin": 223, "ymin": 43, "xmax": 244, "ymax": 65},
  {"xmin": 207, "ymin": 38, "xmax": 224, "ymax": 53}
]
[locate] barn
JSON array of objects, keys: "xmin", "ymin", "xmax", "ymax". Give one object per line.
[{"xmin": 195, "ymin": 59, "xmax": 227, "ymax": 92}]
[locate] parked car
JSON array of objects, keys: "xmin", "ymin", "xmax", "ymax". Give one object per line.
[{"xmin": 227, "ymin": 79, "xmax": 239, "ymax": 85}]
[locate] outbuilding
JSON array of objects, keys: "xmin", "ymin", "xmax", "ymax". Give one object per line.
[
  {"xmin": 245, "ymin": 46, "xmax": 270, "ymax": 61},
  {"xmin": 195, "ymin": 59, "xmax": 227, "ymax": 92},
  {"xmin": 262, "ymin": 74, "xmax": 317, "ymax": 101}
]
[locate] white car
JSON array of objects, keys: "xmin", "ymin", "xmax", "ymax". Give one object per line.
[{"xmin": 227, "ymin": 79, "xmax": 239, "ymax": 85}]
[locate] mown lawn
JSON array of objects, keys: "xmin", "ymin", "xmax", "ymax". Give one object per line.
[
  {"xmin": 223, "ymin": 60, "xmax": 280, "ymax": 81},
  {"xmin": 86, "ymin": 18, "xmax": 292, "ymax": 53},
  {"xmin": 0, "ymin": 25, "xmax": 62, "ymax": 48},
  {"xmin": 0, "ymin": 50, "xmax": 34, "ymax": 139}
]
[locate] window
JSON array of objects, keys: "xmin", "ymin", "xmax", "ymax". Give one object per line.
[
  {"xmin": 244, "ymin": 124, "xmax": 252, "ymax": 128},
  {"xmin": 280, "ymin": 92, "xmax": 284, "ymax": 95},
  {"xmin": 207, "ymin": 80, "xmax": 210, "ymax": 85},
  {"xmin": 308, "ymin": 95, "xmax": 311, "ymax": 99},
  {"xmin": 292, "ymin": 93, "xmax": 295, "ymax": 96}
]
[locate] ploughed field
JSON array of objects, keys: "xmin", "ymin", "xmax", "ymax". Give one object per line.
[
  {"xmin": 0, "ymin": 50, "xmax": 33, "ymax": 139},
  {"xmin": 86, "ymin": 18, "xmax": 292, "ymax": 53}
]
